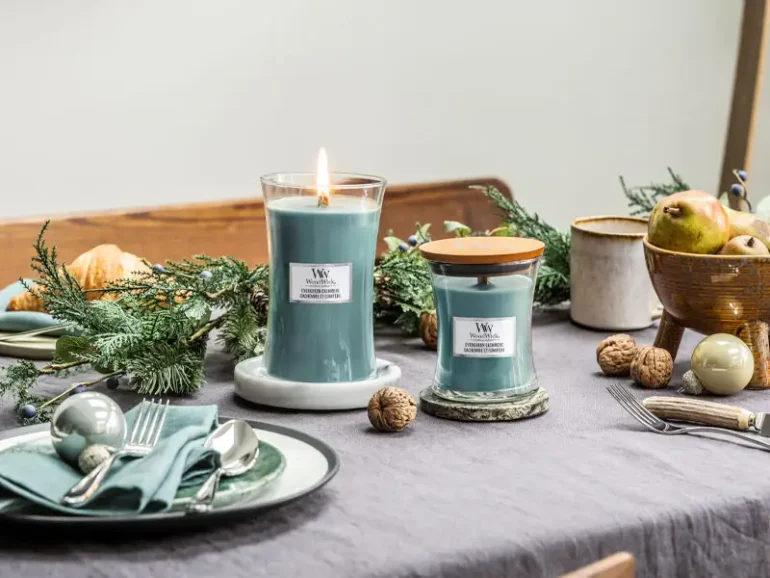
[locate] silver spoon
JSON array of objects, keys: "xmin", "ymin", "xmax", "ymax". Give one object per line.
[{"xmin": 186, "ymin": 419, "xmax": 260, "ymax": 513}]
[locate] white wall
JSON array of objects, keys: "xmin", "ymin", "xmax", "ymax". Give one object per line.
[{"xmin": 0, "ymin": 0, "xmax": 749, "ymax": 229}]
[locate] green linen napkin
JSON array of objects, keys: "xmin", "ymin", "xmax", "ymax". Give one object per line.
[
  {"xmin": 0, "ymin": 281, "xmax": 66, "ymax": 333},
  {"xmin": 0, "ymin": 403, "xmax": 220, "ymax": 516}
]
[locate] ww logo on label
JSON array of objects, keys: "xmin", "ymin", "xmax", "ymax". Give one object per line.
[
  {"xmin": 475, "ymin": 322, "xmax": 493, "ymax": 333},
  {"xmin": 311, "ymin": 268, "xmax": 330, "ymax": 279}
]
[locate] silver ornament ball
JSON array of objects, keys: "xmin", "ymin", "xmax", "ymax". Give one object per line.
[{"xmin": 51, "ymin": 391, "xmax": 127, "ymax": 467}]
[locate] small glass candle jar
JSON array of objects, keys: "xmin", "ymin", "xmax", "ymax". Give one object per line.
[{"xmin": 420, "ymin": 237, "xmax": 545, "ymax": 402}]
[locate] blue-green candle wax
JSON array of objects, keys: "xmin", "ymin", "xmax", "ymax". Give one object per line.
[
  {"xmin": 264, "ymin": 195, "xmax": 381, "ymax": 382},
  {"xmin": 433, "ymin": 274, "xmax": 537, "ymax": 398}
]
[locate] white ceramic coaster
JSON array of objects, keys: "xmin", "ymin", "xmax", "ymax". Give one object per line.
[{"xmin": 234, "ymin": 357, "xmax": 401, "ymax": 410}]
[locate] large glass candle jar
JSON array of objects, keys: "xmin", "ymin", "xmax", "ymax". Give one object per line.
[
  {"xmin": 420, "ymin": 237, "xmax": 545, "ymax": 402},
  {"xmin": 261, "ymin": 170, "xmax": 386, "ymax": 383}
]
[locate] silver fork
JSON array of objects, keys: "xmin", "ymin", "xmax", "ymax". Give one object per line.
[
  {"xmin": 607, "ymin": 383, "xmax": 770, "ymax": 452},
  {"xmin": 62, "ymin": 398, "xmax": 170, "ymax": 505}
]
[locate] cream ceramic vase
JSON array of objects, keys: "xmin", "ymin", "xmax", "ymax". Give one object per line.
[{"xmin": 570, "ymin": 216, "xmax": 661, "ymax": 330}]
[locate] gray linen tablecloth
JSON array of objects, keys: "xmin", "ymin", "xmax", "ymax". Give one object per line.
[{"xmin": 1, "ymin": 310, "xmax": 770, "ymax": 577}]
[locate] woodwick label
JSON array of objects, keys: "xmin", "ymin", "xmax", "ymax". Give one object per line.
[
  {"xmin": 453, "ymin": 317, "xmax": 515, "ymax": 357},
  {"xmin": 289, "ymin": 263, "xmax": 352, "ymax": 303}
]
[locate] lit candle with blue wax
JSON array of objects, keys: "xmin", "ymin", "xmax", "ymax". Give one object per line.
[{"xmin": 261, "ymin": 150, "xmax": 386, "ymax": 383}]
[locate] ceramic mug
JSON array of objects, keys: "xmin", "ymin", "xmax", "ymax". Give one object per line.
[{"xmin": 570, "ymin": 216, "xmax": 661, "ymax": 330}]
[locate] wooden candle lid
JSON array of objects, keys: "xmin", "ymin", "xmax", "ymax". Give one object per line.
[{"xmin": 419, "ymin": 237, "xmax": 545, "ymax": 264}]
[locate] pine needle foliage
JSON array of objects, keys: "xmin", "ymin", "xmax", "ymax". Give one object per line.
[
  {"xmin": 0, "ymin": 361, "xmax": 54, "ymax": 425},
  {"xmin": 475, "ymin": 185, "xmax": 571, "ymax": 306},
  {"xmin": 0, "ymin": 223, "xmax": 268, "ymax": 421},
  {"xmin": 620, "ymin": 167, "xmax": 689, "ymax": 217},
  {"xmin": 374, "ymin": 224, "xmax": 434, "ymax": 334},
  {"xmin": 219, "ymin": 298, "xmax": 268, "ymax": 362}
]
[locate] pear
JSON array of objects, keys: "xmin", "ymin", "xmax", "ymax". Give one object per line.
[
  {"xmin": 719, "ymin": 235, "xmax": 770, "ymax": 255},
  {"xmin": 648, "ymin": 190, "xmax": 729, "ymax": 254},
  {"xmin": 725, "ymin": 207, "xmax": 770, "ymax": 250}
]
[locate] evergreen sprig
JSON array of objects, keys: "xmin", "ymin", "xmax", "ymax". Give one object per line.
[
  {"xmin": 475, "ymin": 185, "xmax": 571, "ymax": 306},
  {"xmin": 0, "ymin": 223, "xmax": 269, "ymax": 421},
  {"xmin": 620, "ymin": 167, "xmax": 689, "ymax": 217},
  {"xmin": 219, "ymin": 298, "xmax": 268, "ymax": 362},
  {"xmin": 374, "ymin": 224, "xmax": 434, "ymax": 334},
  {"xmin": 372, "ymin": 186, "xmax": 574, "ymax": 332}
]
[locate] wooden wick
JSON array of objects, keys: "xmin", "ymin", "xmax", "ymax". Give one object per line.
[
  {"xmin": 478, "ymin": 276, "xmax": 490, "ymax": 285},
  {"xmin": 317, "ymin": 194, "xmax": 329, "ymax": 208}
]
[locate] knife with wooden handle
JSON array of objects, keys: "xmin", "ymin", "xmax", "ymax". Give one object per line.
[{"xmin": 642, "ymin": 397, "xmax": 770, "ymax": 436}]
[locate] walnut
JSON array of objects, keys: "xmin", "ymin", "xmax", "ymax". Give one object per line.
[
  {"xmin": 630, "ymin": 346, "xmax": 673, "ymax": 389},
  {"xmin": 596, "ymin": 334, "xmax": 637, "ymax": 376},
  {"xmin": 367, "ymin": 387, "xmax": 417, "ymax": 432},
  {"xmin": 420, "ymin": 310, "xmax": 438, "ymax": 350}
]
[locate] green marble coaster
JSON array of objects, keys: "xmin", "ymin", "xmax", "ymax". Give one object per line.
[{"xmin": 419, "ymin": 387, "xmax": 549, "ymax": 422}]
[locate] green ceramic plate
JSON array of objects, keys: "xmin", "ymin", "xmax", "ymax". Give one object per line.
[
  {"xmin": 0, "ymin": 419, "xmax": 339, "ymax": 533},
  {"xmin": 171, "ymin": 440, "xmax": 285, "ymax": 510},
  {"xmin": 0, "ymin": 436, "xmax": 285, "ymax": 513}
]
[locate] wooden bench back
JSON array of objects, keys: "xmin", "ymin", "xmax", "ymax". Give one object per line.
[{"xmin": 0, "ymin": 177, "xmax": 509, "ymax": 285}]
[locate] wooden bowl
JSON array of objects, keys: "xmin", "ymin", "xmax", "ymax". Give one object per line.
[{"xmin": 644, "ymin": 237, "xmax": 770, "ymax": 336}]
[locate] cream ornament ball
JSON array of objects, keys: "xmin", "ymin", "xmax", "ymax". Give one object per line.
[{"xmin": 691, "ymin": 333, "xmax": 754, "ymax": 395}]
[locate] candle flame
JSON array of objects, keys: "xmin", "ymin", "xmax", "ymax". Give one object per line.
[{"xmin": 316, "ymin": 147, "xmax": 330, "ymax": 205}]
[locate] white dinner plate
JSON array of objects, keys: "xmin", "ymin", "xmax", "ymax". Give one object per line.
[{"xmin": 0, "ymin": 418, "xmax": 339, "ymax": 532}]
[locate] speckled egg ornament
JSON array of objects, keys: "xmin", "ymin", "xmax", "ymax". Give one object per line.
[
  {"xmin": 680, "ymin": 370, "xmax": 705, "ymax": 395},
  {"xmin": 78, "ymin": 444, "xmax": 112, "ymax": 474}
]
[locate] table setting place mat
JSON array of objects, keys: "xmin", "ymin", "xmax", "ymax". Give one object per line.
[{"xmin": 0, "ymin": 403, "xmax": 284, "ymax": 518}]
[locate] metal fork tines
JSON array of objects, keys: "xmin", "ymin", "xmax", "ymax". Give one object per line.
[
  {"xmin": 62, "ymin": 398, "xmax": 170, "ymax": 505},
  {"xmin": 607, "ymin": 383, "xmax": 770, "ymax": 452}
]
